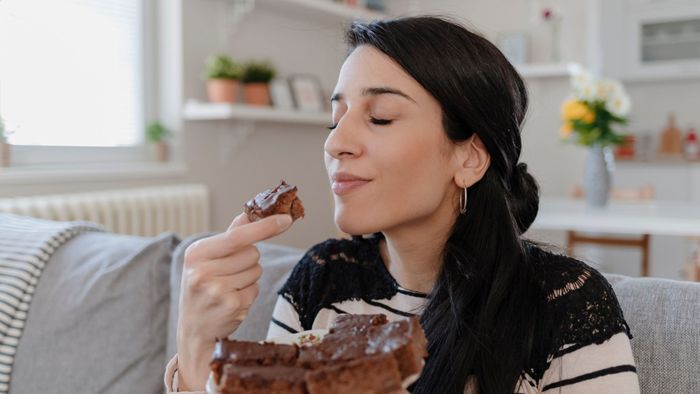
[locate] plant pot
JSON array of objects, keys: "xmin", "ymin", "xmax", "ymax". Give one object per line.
[
  {"xmin": 0, "ymin": 142, "xmax": 10, "ymax": 167},
  {"xmin": 150, "ymin": 141, "xmax": 169, "ymax": 163},
  {"xmin": 207, "ymin": 79, "xmax": 240, "ymax": 103},
  {"xmin": 243, "ymin": 83, "xmax": 271, "ymax": 106},
  {"xmin": 584, "ymin": 145, "xmax": 615, "ymax": 207}
]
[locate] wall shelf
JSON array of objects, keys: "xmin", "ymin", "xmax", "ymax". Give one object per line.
[
  {"xmin": 183, "ymin": 100, "xmax": 331, "ymax": 126},
  {"xmin": 256, "ymin": 0, "xmax": 387, "ymax": 22},
  {"xmin": 516, "ymin": 63, "xmax": 576, "ymax": 79}
]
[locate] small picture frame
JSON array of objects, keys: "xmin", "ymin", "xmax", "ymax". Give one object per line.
[
  {"xmin": 497, "ymin": 32, "xmax": 528, "ymax": 65},
  {"xmin": 289, "ymin": 75, "xmax": 325, "ymax": 112},
  {"xmin": 270, "ymin": 79, "xmax": 295, "ymax": 110}
]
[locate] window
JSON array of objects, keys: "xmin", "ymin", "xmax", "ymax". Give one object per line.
[{"xmin": 0, "ymin": 0, "xmax": 152, "ymax": 154}]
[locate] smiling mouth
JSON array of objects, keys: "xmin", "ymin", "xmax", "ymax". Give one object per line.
[{"xmin": 332, "ymin": 180, "xmax": 370, "ymax": 195}]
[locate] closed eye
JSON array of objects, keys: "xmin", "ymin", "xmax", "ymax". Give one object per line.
[
  {"xmin": 370, "ymin": 117, "xmax": 393, "ymax": 126},
  {"xmin": 327, "ymin": 117, "xmax": 393, "ymax": 131}
]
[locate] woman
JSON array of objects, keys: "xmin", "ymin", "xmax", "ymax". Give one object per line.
[{"xmin": 167, "ymin": 16, "xmax": 639, "ymax": 393}]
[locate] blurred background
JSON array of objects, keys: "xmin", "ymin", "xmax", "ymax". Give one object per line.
[{"xmin": 1, "ymin": 0, "xmax": 699, "ymax": 281}]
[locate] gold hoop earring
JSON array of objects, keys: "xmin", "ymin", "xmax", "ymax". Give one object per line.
[{"xmin": 459, "ymin": 187, "xmax": 468, "ymax": 214}]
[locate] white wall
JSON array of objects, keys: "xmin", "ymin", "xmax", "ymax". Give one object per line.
[{"xmin": 2, "ymin": 0, "xmax": 698, "ymax": 279}]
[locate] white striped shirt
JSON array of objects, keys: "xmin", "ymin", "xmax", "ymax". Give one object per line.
[{"xmin": 267, "ymin": 235, "xmax": 641, "ymax": 393}]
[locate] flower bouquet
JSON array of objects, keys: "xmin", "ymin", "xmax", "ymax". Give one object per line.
[{"xmin": 560, "ymin": 65, "xmax": 632, "ymax": 206}]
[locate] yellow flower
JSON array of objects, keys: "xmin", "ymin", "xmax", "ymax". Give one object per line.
[
  {"xmin": 560, "ymin": 122, "xmax": 573, "ymax": 138},
  {"xmin": 561, "ymin": 99, "xmax": 595, "ymax": 123}
]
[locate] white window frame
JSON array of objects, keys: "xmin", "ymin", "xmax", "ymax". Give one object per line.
[{"xmin": 4, "ymin": 0, "xmax": 159, "ymax": 167}]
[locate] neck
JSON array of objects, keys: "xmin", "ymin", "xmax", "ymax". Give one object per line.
[{"xmin": 379, "ymin": 200, "xmax": 457, "ymax": 294}]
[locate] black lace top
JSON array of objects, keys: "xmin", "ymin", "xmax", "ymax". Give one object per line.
[{"xmin": 271, "ymin": 234, "xmax": 637, "ymax": 392}]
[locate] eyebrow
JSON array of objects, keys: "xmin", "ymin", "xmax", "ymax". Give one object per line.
[{"xmin": 330, "ymin": 86, "xmax": 417, "ymax": 104}]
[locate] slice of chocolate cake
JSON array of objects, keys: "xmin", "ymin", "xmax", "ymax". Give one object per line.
[
  {"xmin": 218, "ymin": 364, "xmax": 307, "ymax": 394},
  {"xmin": 305, "ymin": 354, "xmax": 403, "ymax": 394},
  {"xmin": 366, "ymin": 317, "xmax": 428, "ymax": 379},
  {"xmin": 298, "ymin": 314, "xmax": 386, "ymax": 367},
  {"xmin": 328, "ymin": 313, "xmax": 388, "ymax": 334},
  {"xmin": 297, "ymin": 333, "xmax": 368, "ymax": 367},
  {"xmin": 210, "ymin": 340, "xmax": 299, "ymax": 385},
  {"xmin": 244, "ymin": 180, "xmax": 305, "ymax": 222}
]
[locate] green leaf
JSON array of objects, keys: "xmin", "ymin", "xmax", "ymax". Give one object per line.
[
  {"xmin": 205, "ymin": 54, "xmax": 242, "ymax": 80},
  {"xmin": 145, "ymin": 122, "xmax": 171, "ymax": 143},
  {"xmin": 241, "ymin": 61, "xmax": 276, "ymax": 83}
]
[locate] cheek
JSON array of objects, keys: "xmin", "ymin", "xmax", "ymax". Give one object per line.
[
  {"xmin": 380, "ymin": 138, "xmax": 450, "ymax": 210},
  {"xmin": 334, "ymin": 132, "xmax": 452, "ymax": 235}
]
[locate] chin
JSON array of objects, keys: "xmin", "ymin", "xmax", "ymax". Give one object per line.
[{"xmin": 334, "ymin": 204, "xmax": 380, "ymax": 236}]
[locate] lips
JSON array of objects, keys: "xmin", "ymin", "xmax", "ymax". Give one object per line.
[{"xmin": 331, "ymin": 172, "xmax": 371, "ymax": 196}]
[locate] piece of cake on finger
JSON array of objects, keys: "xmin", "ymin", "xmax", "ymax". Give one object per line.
[{"xmin": 244, "ymin": 180, "xmax": 305, "ymax": 222}]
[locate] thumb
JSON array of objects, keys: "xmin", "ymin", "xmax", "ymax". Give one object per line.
[{"xmin": 227, "ymin": 212, "xmax": 250, "ymax": 231}]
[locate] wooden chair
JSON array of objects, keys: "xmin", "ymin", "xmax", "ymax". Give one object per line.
[{"xmin": 568, "ymin": 185, "xmax": 655, "ymax": 277}]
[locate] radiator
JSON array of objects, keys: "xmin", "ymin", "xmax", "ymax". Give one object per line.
[{"xmin": 0, "ymin": 184, "xmax": 210, "ymax": 237}]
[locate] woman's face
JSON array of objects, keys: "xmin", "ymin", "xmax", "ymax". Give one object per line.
[{"xmin": 324, "ymin": 45, "xmax": 462, "ymax": 236}]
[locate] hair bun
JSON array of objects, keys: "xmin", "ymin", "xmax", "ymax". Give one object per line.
[{"xmin": 509, "ymin": 163, "xmax": 539, "ymax": 234}]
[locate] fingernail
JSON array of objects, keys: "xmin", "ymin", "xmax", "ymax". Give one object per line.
[{"xmin": 276, "ymin": 215, "xmax": 293, "ymax": 229}]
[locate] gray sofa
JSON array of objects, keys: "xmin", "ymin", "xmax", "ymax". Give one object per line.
[{"xmin": 8, "ymin": 229, "xmax": 700, "ymax": 393}]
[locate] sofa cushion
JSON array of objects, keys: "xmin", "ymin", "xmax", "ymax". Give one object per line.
[
  {"xmin": 166, "ymin": 234, "xmax": 303, "ymax": 361},
  {"xmin": 11, "ymin": 231, "xmax": 179, "ymax": 394},
  {"xmin": 606, "ymin": 273, "xmax": 700, "ymax": 393},
  {"xmin": 166, "ymin": 237, "xmax": 700, "ymax": 394}
]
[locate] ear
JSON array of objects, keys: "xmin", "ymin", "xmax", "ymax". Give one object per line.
[{"xmin": 453, "ymin": 134, "xmax": 491, "ymax": 188}]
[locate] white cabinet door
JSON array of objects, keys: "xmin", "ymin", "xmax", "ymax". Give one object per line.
[{"xmin": 602, "ymin": 0, "xmax": 700, "ymax": 80}]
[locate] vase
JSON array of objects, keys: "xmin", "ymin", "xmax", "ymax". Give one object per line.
[
  {"xmin": 584, "ymin": 145, "xmax": 615, "ymax": 207},
  {"xmin": 547, "ymin": 18, "xmax": 561, "ymax": 63}
]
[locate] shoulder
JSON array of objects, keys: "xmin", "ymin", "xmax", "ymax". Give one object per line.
[
  {"xmin": 528, "ymin": 244, "xmax": 632, "ymax": 349},
  {"xmin": 278, "ymin": 235, "xmax": 396, "ymax": 330}
]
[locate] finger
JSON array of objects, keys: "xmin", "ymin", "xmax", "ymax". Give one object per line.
[
  {"xmin": 223, "ymin": 264, "xmax": 262, "ymax": 291},
  {"xmin": 230, "ymin": 285, "xmax": 259, "ymax": 321},
  {"xmin": 227, "ymin": 212, "xmax": 249, "ymax": 231},
  {"xmin": 236, "ymin": 282, "xmax": 259, "ymax": 308},
  {"xmin": 192, "ymin": 214, "xmax": 293, "ymax": 261},
  {"xmin": 206, "ymin": 245, "xmax": 260, "ymax": 276},
  {"xmin": 222, "ymin": 283, "xmax": 259, "ymax": 319},
  {"xmin": 191, "ymin": 245, "xmax": 259, "ymax": 278}
]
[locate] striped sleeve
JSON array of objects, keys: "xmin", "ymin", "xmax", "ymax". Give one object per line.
[
  {"xmin": 266, "ymin": 295, "xmax": 304, "ymax": 339},
  {"xmin": 539, "ymin": 332, "xmax": 640, "ymax": 393}
]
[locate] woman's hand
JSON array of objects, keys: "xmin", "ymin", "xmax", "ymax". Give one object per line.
[{"xmin": 176, "ymin": 212, "xmax": 294, "ymax": 391}]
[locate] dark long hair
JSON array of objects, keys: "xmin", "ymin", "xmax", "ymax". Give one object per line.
[{"xmin": 345, "ymin": 16, "xmax": 548, "ymax": 393}]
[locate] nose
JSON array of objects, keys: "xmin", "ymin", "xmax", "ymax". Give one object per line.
[{"xmin": 324, "ymin": 112, "xmax": 363, "ymax": 160}]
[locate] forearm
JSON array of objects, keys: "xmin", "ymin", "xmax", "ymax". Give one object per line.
[{"xmin": 176, "ymin": 330, "xmax": 216, "ymax": 392}]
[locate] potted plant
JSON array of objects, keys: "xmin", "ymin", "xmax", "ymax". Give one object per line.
[
  {"xmin": 0, "ymin": 116, "xmax": 11, "ymax": 168},
  {"xmin": 560, "ymin": 65, "xmax": 631, "ymax": 207},
  {"xmin": 205, "ymin": 54, "xmax": 242, "ymax": 103},
  {"xmin": 241, "ymin": 60, "xmax": 276, "ymax": 106},
  {"xmin": 145, "ymin": 121, "xmax": 172, "ymax": 163}
]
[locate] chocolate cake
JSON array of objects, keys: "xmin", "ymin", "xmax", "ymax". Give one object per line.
[
  {"xmin": 208, "ymin": 314, "xmax": 427, "ymax": 394},
  {"xmin": 328, "ymin": 313, "xmax": 388, "ymax": 334},
  {"xmin": 244, "ymin": 180, "xmax": 305, "ymax": 222},
  {"xmin": 218, "ymin": 365, "xmax": 307, "ymax": 394},
  {"xmin": 305, "ymin": 354, "xmax": 403, "ymax": 394},
  {"xmin": 366, "ymin": 318, "xmax": 428, "ymax": 379}
]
